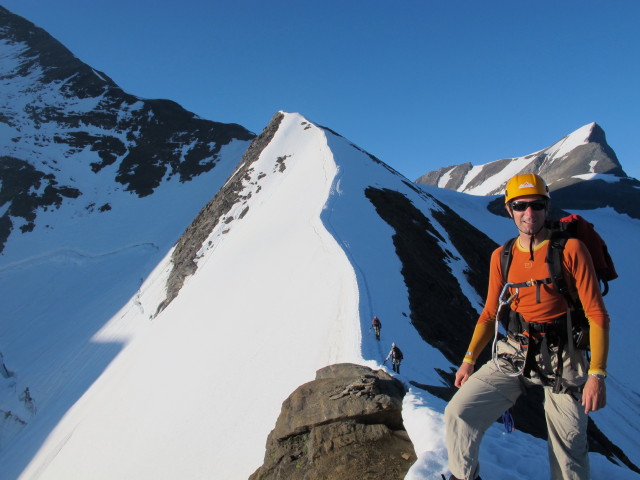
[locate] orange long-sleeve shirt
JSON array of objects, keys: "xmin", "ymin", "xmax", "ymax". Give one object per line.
[{"xmin": 463, "ymin": 234, "xmax": 610, "ymax": 375}]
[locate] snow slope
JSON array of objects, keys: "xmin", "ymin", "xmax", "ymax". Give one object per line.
[{"xmin": 1, "ymin": 112, "xmax": 638, "ymax": 479}]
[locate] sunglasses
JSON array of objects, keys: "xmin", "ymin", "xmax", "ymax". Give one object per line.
[{"xmin": 510, "ymin": 200, "xmax": 547, "ymax": 212}]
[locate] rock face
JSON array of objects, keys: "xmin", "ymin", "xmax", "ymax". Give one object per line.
[
  {"xmin": 365, "ymin": 186, "xmax": 495, "ymax": 366},
  {"xmin": 249, "ymin": 364, "xmax": 416, "ymax": 480}
]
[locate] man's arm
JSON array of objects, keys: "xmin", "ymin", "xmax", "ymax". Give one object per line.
[{"xmin": 565, "ymin": 239, "xmax": 610, "ymax": 412}]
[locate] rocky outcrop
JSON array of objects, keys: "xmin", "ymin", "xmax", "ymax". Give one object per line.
[{"xmin": 249, "ymin": 364, "xmax": 416, "ymax": 480}]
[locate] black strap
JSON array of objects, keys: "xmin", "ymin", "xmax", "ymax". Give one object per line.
[
  {"xmin": 500, "ymin": 237, "xmax": 518, "ymax": 284},
  {"xmin": 507, "ymin": 314, "xmax": 571, "ymax": 393},
  {"xmin": 546, "ymin": 232, "xmax": 579, "ymax": 306},
  {"xmin": 501, "ymin": 232, "xmax": 570, "ymax": 300},
  {"xmin": 501, "ymin": 237, "xmax": 555, "ymax": 303}
]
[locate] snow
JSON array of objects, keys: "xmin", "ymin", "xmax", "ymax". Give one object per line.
[
  {"xmin": 91, "ymin": 69, "xmax": 107, "ymax": 82},
  {"xmin": 464, "ymin": 155, "xmax": 532, "ymax": 196},
  {"xmin": 572, "ymin": 172, "xmax": 622, "ymax": 183},
  {"xmin": 1, "ymin": 112, "xmax": 639, "ymax": 479},
  {"xmin": 547, "ymin": 123, "xmax": 595, "ymax": 160},
  {"xmin": 437, "ymin": 168, "xmax": 453, "ymax": 188}
]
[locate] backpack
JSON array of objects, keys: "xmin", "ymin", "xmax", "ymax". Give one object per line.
[
  {"xmin": 393, "ymin": 346, "xmax": 403, "ymax": 360},
  {"xmin": 498, "ymin": 214, "xmax": 617, "ymax": 392},
  {"xmin": 546, "ymin": 214, "xmax": 618, "ymax": 294}
]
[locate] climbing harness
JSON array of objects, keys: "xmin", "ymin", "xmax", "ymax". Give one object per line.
[{"xmin": 491, "ymin": 281, "xmax": 525, "ymax": 377}]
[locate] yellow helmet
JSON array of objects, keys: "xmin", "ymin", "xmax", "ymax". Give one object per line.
[{"xmin": 504, "ymin": 173, "xmax": 550, "ymax": 204}]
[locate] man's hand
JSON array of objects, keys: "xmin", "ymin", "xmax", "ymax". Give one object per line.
[
  {"xmin": 454, "ymin": 362, "xmax": 475, "ymax": 388},
  {"xmin": 582, "ymin": 375, "xmax": 606, "ymax": 414}
]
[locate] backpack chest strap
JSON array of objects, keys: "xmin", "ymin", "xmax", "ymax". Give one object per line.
[{"xmin": 508, "ymin": 278, "xmax": 554, "ymax": 303}]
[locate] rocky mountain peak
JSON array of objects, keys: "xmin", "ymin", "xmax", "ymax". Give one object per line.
[
  {"xmin": 415, "ymin": 122, "xmax": 640, "ymax": 219},
  {"xmin": 0, "ymin": 6, "xmax": 255, "ymax": 254},
  {"xmin": 0, "ymin": 5, "xmax": 117, "ymax": 97}
]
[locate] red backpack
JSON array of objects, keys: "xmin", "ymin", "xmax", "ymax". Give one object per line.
[
  {"xmin": 501, "ymin": 213, "xmax": 617, "ymax": 298},
  {"xmin": 546, "ymin": 214, "xmax": 618, "ymax": 296}
]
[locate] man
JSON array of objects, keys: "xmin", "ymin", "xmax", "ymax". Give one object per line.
[
  {"xmin": 444, "ymin": 173, "xmax": 609, "ymax": 480},
  {"xmin": 372, "ymin": 316, "xmax": 382, "ymax": 340},
  {"xmin": 385, "ymin": 342, "xmax": 403, "ymax": 373}
]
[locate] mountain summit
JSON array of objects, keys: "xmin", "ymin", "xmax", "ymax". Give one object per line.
[
  {"xmin": 416, "ymin": 122, "xmax": 625, "ymax": 195},
  {"xmin": 415, "ymin": 122, "xmax": 640, "ymax": 218},
  {"xmin": 0, "ymin": 6, "xmax": 255, "ymax": 255}
]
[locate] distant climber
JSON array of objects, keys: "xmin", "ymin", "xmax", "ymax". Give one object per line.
[
  {"xmin": 371, "ymin": 316, "xmax": 382, "ymax": 340},
  {"xmin": 20, "ymin": 387, "xmax": 36, "ymax": 414},
  {"xmin": 384, "ymin": 342, "xmax": 403, "ymax": 373}
]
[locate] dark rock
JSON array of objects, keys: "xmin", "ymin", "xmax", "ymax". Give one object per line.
[
  {"xmin": 364, "ymin": 187, "xmax": 494, "ymax": 366},
  {"xmin": 415, "ymin": 162, "xmax": 473, "ymax": 190},
  {"xmin": 249, "ymin": 363, "xmax": 416, "ymax": 480},
  {"xmin": 0, "ymin": 156, "xmax": 82, "ymax": 249}
]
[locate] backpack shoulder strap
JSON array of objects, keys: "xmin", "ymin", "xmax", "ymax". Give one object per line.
[
  {"xmin": 545, "ymin": 231, "xmax": 575, "ymax": 307},
  {"xmin": 500, "ymin": 237, "xmax": 518, "ymax": 283}
]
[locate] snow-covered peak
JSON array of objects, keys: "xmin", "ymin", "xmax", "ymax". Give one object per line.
[
  {"xmin": 415, "ymin": 121, "xmax": 640, "ymax": 220},
  {"xmin": 0, "ymin": 6, "xmax": 256, "ymax": 262},
  {"xmin": 416, "ymin": 122, "xmax": 628, "ymax": 199},
  {"xmin": 546, "ymin": 122, "xmax": 596, "ymax": 159}
]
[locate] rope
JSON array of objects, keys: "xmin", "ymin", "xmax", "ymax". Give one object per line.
[{"xmin": 491, "ymin": 283, "xmax": 527, "ymax": 377}]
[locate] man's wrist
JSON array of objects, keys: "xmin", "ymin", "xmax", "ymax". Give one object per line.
[{"xmin": 589, "ymin": 371, "xmax": 607, "ymax": 380}]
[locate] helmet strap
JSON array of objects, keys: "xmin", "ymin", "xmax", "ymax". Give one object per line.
[
  {"xmin": 510, "ymin": 214, "xmax": 545, "ymax": 260},
  {"xmin": 529, "ymin": 232, "xmax": 535, "ymax": 261}
]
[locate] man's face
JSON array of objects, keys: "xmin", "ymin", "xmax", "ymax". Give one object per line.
[{"xmin": 506, "ymin": 195, "xmax": 548, "ymax": 235}]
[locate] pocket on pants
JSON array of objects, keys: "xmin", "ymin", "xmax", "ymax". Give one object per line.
[{"xmin": 533, "ymin": 344, "xmax": 588, "ymax": 389}]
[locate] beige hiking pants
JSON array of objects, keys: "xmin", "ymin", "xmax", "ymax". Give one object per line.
[{"xmin": 445, "ymin": 339, "xmax": 589, "ymax": 480}]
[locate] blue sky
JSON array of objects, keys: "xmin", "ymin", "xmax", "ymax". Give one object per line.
[{"xmin": 3, "ymin": 0, "xmax": 639, "ymax": 180}]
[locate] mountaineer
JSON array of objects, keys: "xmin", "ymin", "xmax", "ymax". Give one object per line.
[
  {"xmin": 384, "ymin": 342, "xmax": 403, "ymax": 373},
  {"xmin": 444, "ymin": 173, "xmax": 610, "ymax": 480},
  {"xmin": 371, "ymin": 316, "xmax": 382, "ymax": 340}
]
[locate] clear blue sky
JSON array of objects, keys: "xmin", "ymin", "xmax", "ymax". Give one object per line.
[{"xmin": 3, "ymin": 0, "xmax": 639, "ymax": 180}]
